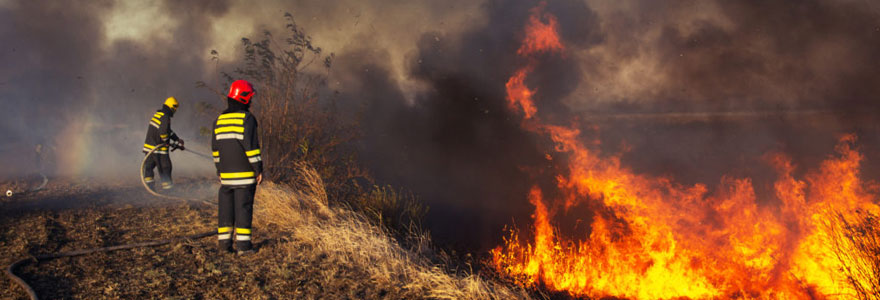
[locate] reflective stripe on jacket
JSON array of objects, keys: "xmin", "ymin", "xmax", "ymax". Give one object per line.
[{"xmin": 211, "ymin": 110, "xmax": 262, "ymax": 186}]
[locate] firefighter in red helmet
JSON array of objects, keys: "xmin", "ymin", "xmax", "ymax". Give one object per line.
[{"xmin": 212, "ymin": 79, "xmax": 263, "ymax": 254}]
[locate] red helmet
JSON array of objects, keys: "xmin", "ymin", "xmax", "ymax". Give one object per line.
[{"xmin": 227, "ymin": 80, "xmax": 255, "ymax": 104}]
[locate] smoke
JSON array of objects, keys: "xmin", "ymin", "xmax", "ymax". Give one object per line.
[
  {"xmin": 2, "ymin": 0, "xmax": 878, "ymax": 252},
  {"xmin": 573, "ymin": 0, "xmax": 880, "ymax": 195},
  {"xmin": 575, "ymin": 1, "xmax": 880, "ymax": 113},
  {"xmin": 336, "ymin": 0, "xmax": 880, "ymax": 250},
  {"xmin": 0, "ymin": 0, "xmax": 231, "ymax": 178},
  {"xmin": 333, "ymin": 0, "xmax": 602, "ymax": 250}
]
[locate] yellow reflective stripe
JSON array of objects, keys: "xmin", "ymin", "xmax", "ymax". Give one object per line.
[
  {"xmin": 220, "ymin": 172, "xmax": 255, "ymax": 179},
  {"xmin": 212, "ymin": 151, "xmax": 219, "ymax": 157},
  {"xmin": 160, "ymin": 134, "xmax": 168, "ymax": 139},
  {"xmin": 214, "ymin": 126, "xmax": 244, "ymax": 134},
  {"xmin": 236, "ymin": 228, "xmax": 251, "ymax": 234},
  {"xmin": 218, "ymin": 227, "xmax": 232, "ymax": 233},
  {"xmin": 159, "ymin": 147, "xmax": 168, "ymax": 151},
  {"xmin": 156, "ymin": 112, "xmax": 165, "ymax": 116},
  {"xmin": 216, "ymin": 119, "xmax": 244, "ymax": 125},
  {"xmin": 151, "ymin": 118, "xmax": 161, "ymax": 124},
  {"xmin": 218, "ymin": 113, "xmax": 246, "ymax": 119},
  {"xmin": 144, "ymin": 144, "xmax": 156, "ymax": 149},
  {"xmin": 245, "ymin": 149, "xmax": 261, "ymax": 156}
]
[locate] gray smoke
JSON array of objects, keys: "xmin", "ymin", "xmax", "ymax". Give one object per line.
[
  {"xmin": 337, "ymin": 0, "xmax": 880, "ymax": 250},
  {"xmin": 2, "ymin": 0, "xmax": 878, "ymax": 253},
  {"xmin": 0, "ymin": 0, "xmax": 230, "ymax": 178}
]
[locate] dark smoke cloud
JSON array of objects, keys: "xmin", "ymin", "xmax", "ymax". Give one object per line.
[
  {"xmin": 569, "ymin": 0, "xmax": 880, "ymax": 191},
  {"xmin": 0, "ymin": 0, "xmax": 229, "ymax": 177},
  {"xmin": 341, "ymin": 0, "xmax": 603, "ymax": 250},
  {"xmin": 338, "ymin": 0, "xmax": 880, "ymax": 251},
  {"xmin": 576, "ymin": 0, "xmax": 880, "ymax": 114},
  {"xmin": 0, "ymin": 1, "xmax": 109, "ymax": 141},
  {"xmin": 2, "ymin": 0, "xmax": 879, "ymax": 254}
]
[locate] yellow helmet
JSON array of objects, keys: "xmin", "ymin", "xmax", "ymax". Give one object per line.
[{"xmin": 164, "ymin": 97, "xmax": 179, "ymax": 111}]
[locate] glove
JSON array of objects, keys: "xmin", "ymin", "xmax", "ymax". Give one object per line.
[{"xmin": 177, "ymin": 139, "xmax": 185, "ymax": 150}]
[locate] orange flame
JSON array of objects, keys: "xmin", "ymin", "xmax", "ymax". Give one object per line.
[
  {"xmin": 492, "ymin": 3, "xmax": 880, "ymax": 299},
  {"xmin": 505, "ymin": 3, "xmax": 563, "ymax": 120},
  {"xmin": 506, "ymin": 67, "xmax": 538, "ymax": 119},
  {"xmin": 517, "ymin": 3, "xmax": 564, "ymax": 56}
]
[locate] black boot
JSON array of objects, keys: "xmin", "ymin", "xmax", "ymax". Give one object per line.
[
  {"xmin": 219, "ymin": 240, "xmax": 233, "ymax": 253},
  {"xmin": 235, "ymin": 240, "xmax": 253, "ymax": 255}
]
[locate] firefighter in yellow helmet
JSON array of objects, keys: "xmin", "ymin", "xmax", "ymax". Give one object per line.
[
  {"xmin": 212, "ymin": 80, "xmax": 262, "ymax": 254},
  {"xmin": 143, "ymin": 97, "xmax": 184, "ymax": 190}
]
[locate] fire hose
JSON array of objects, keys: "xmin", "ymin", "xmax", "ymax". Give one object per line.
[
  {"xmin": 139, "ymin": 141, "xmax": 216, "ymax": 205},
  {"xmin": 5, "ymin": 231, "xmax": 216, "ymax": 300},
  {"xmin": 6, "ymin": 142, "xmax": 219, "ymax": 300},
  {"xmin": 4, "ymin": 172, "xmax": 47, "ymax": 198}
]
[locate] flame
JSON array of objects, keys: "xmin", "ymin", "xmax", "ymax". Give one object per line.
[
  {"xmin": 517, "ymin": 2, "xmax": 564, "ymax": 56},
  {"xmin": 506, "ymin": 67, "xmax": 538, "ymax": 119},
  {"xmin": 504, "ymin": 2, "xmax": 562, "ymax": 120},
  {"xmin": 492, "ymin": 3, "xmax": 880, "ymax": 299}
]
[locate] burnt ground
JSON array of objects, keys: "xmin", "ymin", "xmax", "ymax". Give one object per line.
[{"xmin": 0, "ymin": 176, "xmax": 431, "ymax": 300}]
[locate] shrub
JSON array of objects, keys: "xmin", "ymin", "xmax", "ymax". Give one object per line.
[
  {"xmin": 198, "ymin": 13, "xmax": 428, "ymax": 236},
  {"xmin": 200, "ymin": 13, "xmax": 368, "ymax": 202}
]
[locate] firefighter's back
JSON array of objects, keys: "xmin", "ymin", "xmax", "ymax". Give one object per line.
[{"xmin": 212, "ymin": 111, "xmax": 259, "ymax": 186}]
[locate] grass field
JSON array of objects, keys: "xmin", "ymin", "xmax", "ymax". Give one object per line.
[{"xmin": 0, "ymin": 168, "xmax": 529, "ymax": 299}]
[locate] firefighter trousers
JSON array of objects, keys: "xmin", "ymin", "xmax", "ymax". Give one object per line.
[
  {"xmin": 143, "ymin": 153, "xmax": 173, "ymax": 189},
  {"xmin": 218, "ymin": 184, "xmax": 256, "ymax": 251}
]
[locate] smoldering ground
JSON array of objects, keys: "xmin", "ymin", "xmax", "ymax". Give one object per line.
[{"xmin": 2, "ymin": 0, "xmax": 880, "ymax": 253}]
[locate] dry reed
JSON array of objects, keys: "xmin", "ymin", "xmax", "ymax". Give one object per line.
[{"xmin": 254, "ymin": 164, "xmax": 529, "ymax": 299}]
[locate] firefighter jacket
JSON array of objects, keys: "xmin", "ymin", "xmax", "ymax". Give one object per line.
[
  {"xmin": 211, "ymin": 109, "xmax": 262, "ymax": 186},
  {"xmin": 143, "ymin": 105, "xmax": 179, "ymax": 154}
]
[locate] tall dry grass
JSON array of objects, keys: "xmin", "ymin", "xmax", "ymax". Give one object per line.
[
  {"xmin": 830, "ymin": 210, "xmax": 880, "ymax": 300},
  {"xmin": 254, "ymin": 164, "xmax": 529, "ymax": 299},
  {"xmin": 351, "ymin": 185, "xmax": 429, "ymax": 241}
]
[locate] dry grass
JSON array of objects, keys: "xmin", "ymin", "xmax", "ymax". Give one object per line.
[
  {"xmin": 255, "ymin": 164, "xmax": 530, "ymax": 299},
  {"xmin": 1, "ymin": 171, "xmax": 527, "ymax": 299},
  {"xmin": 830, "ymin": 210, "xmax": 880, "ymax": 300},
  {"xmin": 351, "ymin": 184, "xmax": 429, "ymax": 240}
]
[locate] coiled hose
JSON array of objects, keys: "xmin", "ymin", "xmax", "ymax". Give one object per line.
[{"xmin": 5, "ymin": 144, "xmax": 218, "ymax": 300}]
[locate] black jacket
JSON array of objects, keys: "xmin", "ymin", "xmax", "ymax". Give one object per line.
[
  {"xmin": 211, "ymin": 101, "xmax": 262, "ymax": 186},
  {"xmin": 143, "ymin": 105, "xmax": 179, "ymax": 154}
]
